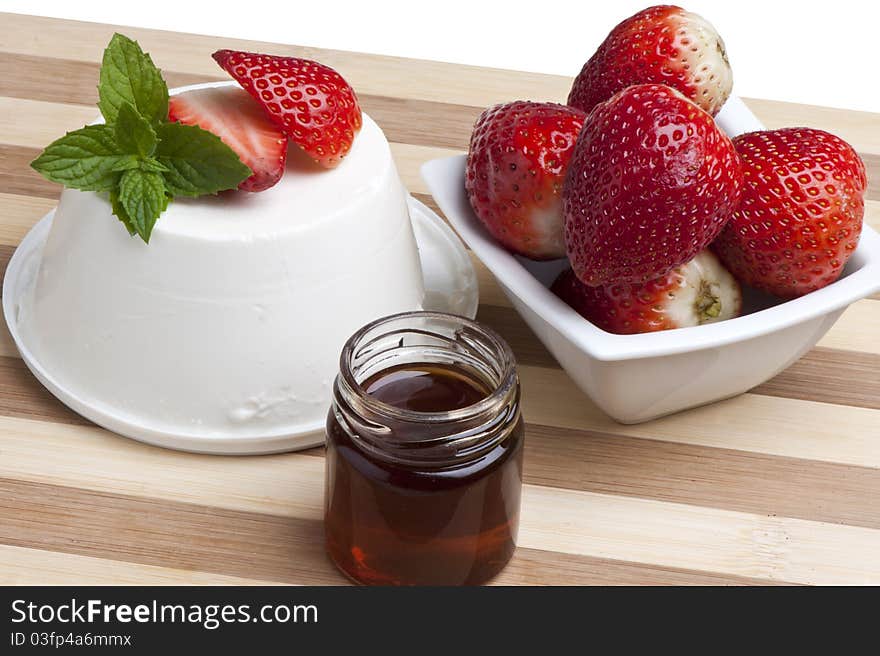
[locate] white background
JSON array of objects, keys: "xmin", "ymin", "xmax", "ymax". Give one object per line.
[{"xmin": 2, "ymin": 0, "xmax": 878, "ymax": 113}]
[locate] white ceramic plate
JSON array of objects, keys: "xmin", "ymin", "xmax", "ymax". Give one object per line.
[
  {"xmin": 3, "ymin": 196, "xmax": 478, "ymax": 454},
  {"xmin": 422, "ymin": 96, "xmax": 880, "ymax": 423}
]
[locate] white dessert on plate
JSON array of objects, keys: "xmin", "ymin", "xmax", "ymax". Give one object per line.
[{"xmin": 15, "ymin": 95, "xmax": 426, "ymax": 448}]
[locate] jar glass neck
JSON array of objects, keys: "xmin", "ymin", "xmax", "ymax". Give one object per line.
[{"xmin": 333, "ymin": 312, "xmax": 520, "ymax": 468}]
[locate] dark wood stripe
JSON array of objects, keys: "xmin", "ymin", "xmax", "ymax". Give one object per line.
[
  {"xmin": 0, "ymin": 477, "xmax": 788, "ymax": 585},
  {"xmin": 0, "ymin": 144, "xmax": 60, "ymax": 200},
  {"xmin": 0, "ymin": 52, "xmax": 478, "ymax": 151},
  {"xmin": 861, "ymin": 153, "xmax": 880, "ymax": 202},
  {"xmin": 0, "ymin": 357, "xmax": 91, "ymax": 426},
  {"xmin": 524, "ymin": 423, "xmax": 880, "ymax": 531},
  {"xmin": 753, "ymin": 346, "xmax": 880, "ymax": 409},
  {"xmin": 0, "ymin": 243, "xmax": 12, "ymax": 276},
  {"xmin": 0, "ymin": 53, "xmax": 216, "ymax": 107},
  {"xmin": 0, "ymin": 476, "xmax": 343, "ymax": 585}
]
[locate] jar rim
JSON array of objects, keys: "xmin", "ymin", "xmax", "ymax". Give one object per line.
[{"xmin": 338, "ymin": 311, "xmax": 518, "ymax": 425}]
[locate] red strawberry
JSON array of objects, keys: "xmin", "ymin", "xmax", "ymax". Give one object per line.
[
  {"xmin": 552, "ymin": 250, "xmax": 741, "ymax": 335},
  {"xmin": 563, "ymin": 84, "xmax": 742, "ymax": 286},
  {"xmin": 212, "ymin": 49, "xmax": 362, "ymax": 168},
  {"xmin": 465, "ymin": 101, "xmax": 586, "ymax": 260},
  {"xmin": 712, "ymin": 128, "xmax": 866, "ymax": 298},
  {"xmin": 568, "ymin": 5, "xmax": 732, "ymax": 117},
  {"xmin": 168, "ymin": 86, "xmax": 286, "ymax": 192}
]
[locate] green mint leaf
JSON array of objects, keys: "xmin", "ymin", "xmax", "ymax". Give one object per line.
[
  {"xmin": 139, "ymin": 157, "xmax": 169, "ymax": 173},
  {"xmin": 98, "ymin": 33, "xmax": 168, "ymax": 125},
  {"xmin": 111, "ymin": 157, "xmax": 142, "ymax": 173},
  {"xmin": 115, "ymin": 102, "xmax": 157, "ymax": 157},
  {"xmin": 30, "ymin": 124, "xmax": 134, "ymax": 192},
  {"xmin": 109, "ymin": 190, "xmax": 137, "ymax": 236},
  {"xmin": 155, "ymin": 122, "xmax": 251, "ymax": 196},
  {"xmin": 117, "ymin": 169, "xmax": 169, "ymax": 243}
]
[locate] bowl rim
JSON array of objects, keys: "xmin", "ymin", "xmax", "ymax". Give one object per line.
[{"xmin": 421, "ymin": 152, "xmax": 880, "ymax": 362}]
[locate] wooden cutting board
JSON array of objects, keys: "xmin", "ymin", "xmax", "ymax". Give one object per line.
[{"xmin": 1, "ymin": 12, "xmax": 879, "ymax": 586}]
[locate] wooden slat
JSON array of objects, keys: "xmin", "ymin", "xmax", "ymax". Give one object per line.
[
  {"xmin": 0, "ymin": 194, "xmax": 53, "ymax": 245},
  {"xmin": 0, "ymin": 545, "xmax": 281, "ymax": 586}
]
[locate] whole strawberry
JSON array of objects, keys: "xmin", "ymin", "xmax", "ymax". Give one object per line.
[
  {"xmin": 551, "ymin": 250, "xmax": 741, "ymax": 335},
  {"xmin": 712, "ymin": 128, "xmax": 866, "ymax": 298},
  {"xmin": 466, "ymin": 101, "xmax": 586, "ymax": 260},
  {"xmin": 213, "ymin": 49, "xmax": 362, "ymax": 168},
  {"xmin": 568, "ymin": 5, "xmax": 732, "ymax": 117},
  {"xmin": 563, "ymin": 84, "xmax": 742, "ymax": 286}
]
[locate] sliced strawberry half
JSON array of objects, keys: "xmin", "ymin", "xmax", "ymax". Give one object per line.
[
  {"xmin": 168, "ymin": 86, "xmax": 287, "ymax": 192},
  {"xmin": 212, "ymin": 50, "xmax": 362, "ymax": 168}
]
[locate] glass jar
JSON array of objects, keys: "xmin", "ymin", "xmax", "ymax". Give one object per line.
[{"xmin": 324, "ymin": 311, "xmax": 524, "ymax": 586}]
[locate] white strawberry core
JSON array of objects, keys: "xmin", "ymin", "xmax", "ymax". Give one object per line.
[{"xmin": 665, "ymin": 250, "xmax": 741, "ymax": 327}]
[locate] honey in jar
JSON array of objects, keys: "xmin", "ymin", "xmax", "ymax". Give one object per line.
[{"xmin": 324, "ymin": 312, "xmax": 524, "ymax": 585}]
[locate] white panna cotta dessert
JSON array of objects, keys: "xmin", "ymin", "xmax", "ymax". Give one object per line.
[{"xmin": 17, "ymin": 110, "xmax": 425, "ymax": 444}]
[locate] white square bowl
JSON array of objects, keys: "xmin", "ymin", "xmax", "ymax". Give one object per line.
[{"xmin": 421, "ymin": 97, "xmax": 880, "ymax": 424}]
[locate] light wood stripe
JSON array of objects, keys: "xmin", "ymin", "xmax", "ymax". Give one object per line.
[
  {"xmin": 0, "ymin": 96, "xmax": 100, "ymax": 148},
  {"xmin": 520, "ymin": 485, "xmax": 880, "ymax": 585},
  {"xmin": 518, "ymin": 364, "xmax": 880, "ymax": 469},
  {"xmin": 0, "ymin": 545, "xmax": 282, "ymax": 586},
  {"xmin": 0, "ymin": 193, "xmax": 54, "ymax": 245},
  {"xmin": 744, "ymin": 97, "xmax": 880, "ymax": 156}
]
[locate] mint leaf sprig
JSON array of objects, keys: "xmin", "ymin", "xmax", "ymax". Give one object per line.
[{"xmin": 30, "ymin": 33, "xmax": 251, "ymax": 243}]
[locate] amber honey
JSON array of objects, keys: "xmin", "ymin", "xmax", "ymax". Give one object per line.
[{"xmin": 324, "ymin": 313, "xmax": 523, "ymax": 586}]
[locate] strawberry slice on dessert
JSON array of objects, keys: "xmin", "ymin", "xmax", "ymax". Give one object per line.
[
  {"xmin": 212, "ymin": 50, "xmax": 362, "ymax": 168},
  {"xmin": 168, "ymin": 86, "xmax": 287, "ymax": 192},
  {"xmin": 552, "ymin": 250, "xmax": 742, "ymax": 335}
]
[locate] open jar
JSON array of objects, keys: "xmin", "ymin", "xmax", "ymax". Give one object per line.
[{"xmin": 324, "ymin": 311, "xmax": 524, "ymax": 585}]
